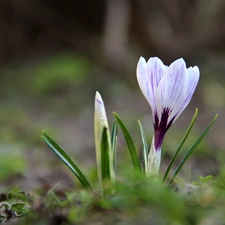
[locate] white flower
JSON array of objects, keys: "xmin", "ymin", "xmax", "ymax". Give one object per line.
[{"xmin": 136, "ymin": 57, "xmax": 200, "ymax": 174}]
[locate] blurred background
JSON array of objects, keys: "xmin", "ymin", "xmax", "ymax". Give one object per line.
[{"xmin": 0, "ymin": 0, "xmax": 225, "ymax": 192}]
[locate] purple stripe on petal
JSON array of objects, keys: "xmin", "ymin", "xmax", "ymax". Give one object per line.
[
  {"xmin": 159, "ymin": 107, "xmax": 171, "ymax": 130},
  {"xmin": 146, "ymin": 82, "xmax": 151, "ymax": 98},
  {"xmin": 154, "ymin": 113, "xmax": 159, "ymax": 130},
  {"xmin": 154, "ymin": 129, "xmax": 165, "ymax": 151},
  {"xmin": 96, "ymin": 99, "xmax": 103, "ymax": 105},
  {"xmin": 153, "ymin": 107, "xmax": 175, "ymax": 151}
]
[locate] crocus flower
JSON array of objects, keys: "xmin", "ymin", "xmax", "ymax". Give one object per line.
[
  {"xmin": 94, "ymin": 91, "xmax": 114, "ymax": 187},
  {"xmin": 136, "ymin": 57, "xmax": 200, "ymax": 175}
]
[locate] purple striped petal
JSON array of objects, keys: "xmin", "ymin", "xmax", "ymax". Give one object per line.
[
  {"xmin": 176, "ymin": 66, "xmax": 200, "ymax": 119},
  {"xmin": 146, "ymin": 57, "xmax": 166, "ymax": 113},
  {"xmin": 156, "ymin": 58, "xmax": 187, "ymax": 123},
  {"xmin": 137, "ymin": 57, "xmax": 166, "ymax": 122}
]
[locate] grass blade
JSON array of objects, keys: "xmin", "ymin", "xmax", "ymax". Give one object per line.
[
  {"xmin": 111, "ymin": 121, "xmax": 118, "ymax": 173},
  {"xmin": 138, "ymin": 120, "xmax": 149, "ymax": 174},
  {"xmin": 168, "ymin": 114, "xmax": 218, "ymax": 185},
  {"xmin": 42, "ymin": 132, "xmax": 92, "ymax": 190},
  {"xmin": 113, "ymin": 112, "xmax": 141, "ymax": 172},
  {"xmin": 163, "ymin": 108, "xmax": 198, "ymax": 182}
]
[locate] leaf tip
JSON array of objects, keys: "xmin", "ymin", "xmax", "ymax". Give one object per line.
[{"xmin": 112, "ymin": 112, "xmax": 117, "ymax": 116}]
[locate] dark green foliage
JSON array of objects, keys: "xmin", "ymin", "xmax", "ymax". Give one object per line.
[
  {"xmin": 101, "ymin": 127, "xmax": 111, "ymax": 185},
  {"xmin": 111, "ymin": 121, "xmax": 118, "ymax": 173},
  {"xmin": 113, "ymin": 112, "xmax": 141, "ymax": 172},
  {"xmin": 163, "ymin": 109, "xmax": 198, "ymax": 182},
  {"xmin": 168, "ymin": 114, "xmax": 218, "ymax": 184}
]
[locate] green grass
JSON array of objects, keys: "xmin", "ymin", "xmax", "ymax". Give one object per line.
[{"xmin": 3, "ymin": 171, "xmax": 225, "ymax": 225}]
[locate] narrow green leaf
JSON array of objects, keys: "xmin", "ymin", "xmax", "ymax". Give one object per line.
[
  {"xmin": 163, "ymin": 108, "xmax": 198, "ymax": 182},
  {"xmin": 168, "ymin": 114, "xmax": 218, "ymax": 185},
  {"xmin": 111, "ymin": 121, "xmax": 118, "ymax": 173},
  {"xmin": 138, "ymin": 120, "xmax": 149, "ymax": 174},
  {"xmin": 42, "ymin": 132, "xmax": 92, "ymax": 190},
  {"xmin": 113, "ymin": 112, "xmax": 141, "ymax": 172},
  {"xmin": 101, "ymin": 127, "xmax": 111, "ymax": 181}
]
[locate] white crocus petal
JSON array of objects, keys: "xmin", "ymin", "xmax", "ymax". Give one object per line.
[
  {"xmin": 176, "ymin": 66, "xmax": 200, "ymax": 119},
  {"xmin": 94, "ymin": 91, "xmax": 109, "ymax": 129},
  {"xmin": 136, "ymin": 57, "xmax": 149, "ymax": 105},
  {"xmin": 137, "ymin": 56, "xmax": 166, "ymax": 120},
  {"xmin": 159, "ymin": 59, "xmax": 187, "ymax": 122},
  {"xmin": 146, "ymin": 57, "xmax": 166, "ymax": 114}
]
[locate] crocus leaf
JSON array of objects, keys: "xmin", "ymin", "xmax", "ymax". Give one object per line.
[
  {"xmin": 111, "ymin": 121, "xmax": 118, "ymax": 173},
  {"xmin": 163, "ymin": 108, "xmax": 198, "ymax": 182},
  {"xmin": 42, "ymin": 132, "xmax": 92, "ymax": 190},
  {"xmin": 101, "ymin": 127, "xmax": 111, "ymax": 182},
  {"xmin": 138, "ymin": 120, "xmax": 149, "ymax": 174},
  {"xmin": 113, "ymin": 112, "xmax": 141, "ymax": 172},
  {"xmin": 168, "ymin": 114, "xmax": 218, "ymax": 185}
]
